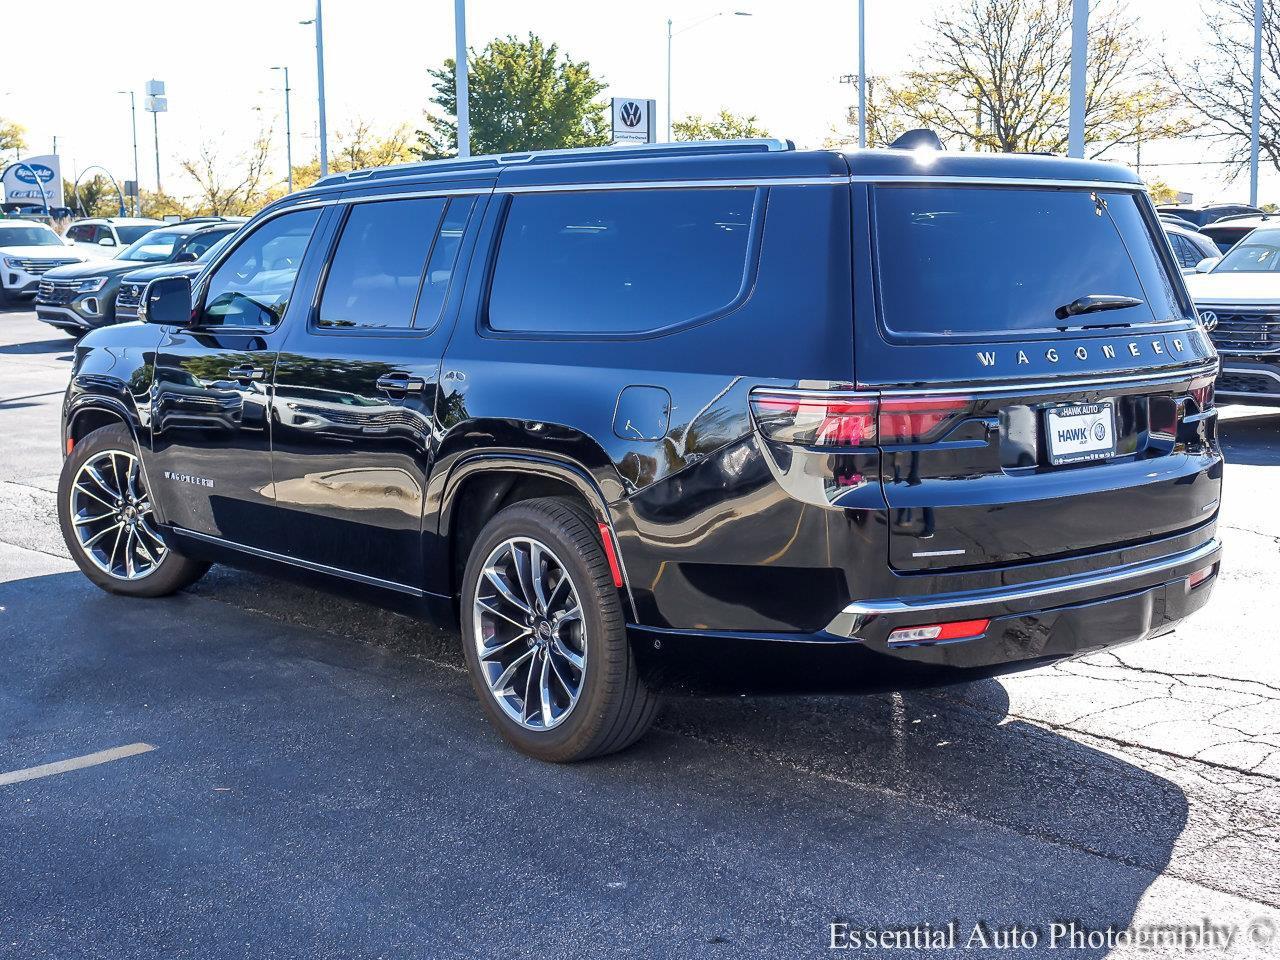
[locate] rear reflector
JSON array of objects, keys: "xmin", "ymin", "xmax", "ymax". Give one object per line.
[
  {"xmin": 887, "ymin": 618, "xmax": 990, "ymax": 646},
  {"xmin": 597, "ymin": 522, "xmax": 624, "ymax": 589},
  {"xmin": 749, "ymin": 390, "xmax": 974, "ymax": 448},
  {"xmin": 65, "ymin": 437, "xmax": 74, "ymax": 455},
  {"xmin": 1188, "ymin": 565, "xmax": 1215, "ymax": 589}
]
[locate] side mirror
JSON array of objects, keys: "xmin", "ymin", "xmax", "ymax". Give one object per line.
[
  {"xmin": 173, "ymin": 250, "xmax": 198, "ymax": 263},
  {"xmin": 1195, "ymin": 257, "xmax": 1221, "ymax": 273},
  {"xmin": 141, "ymin": 275, "xmax": 194, "ymax": 326},
  {"xmin": 97, "ymin": 236, "xmax": 117, "ymax": 247},
  {"xmin": 63, "ymin": 236, "xmax": 76, "ymax": 246}
]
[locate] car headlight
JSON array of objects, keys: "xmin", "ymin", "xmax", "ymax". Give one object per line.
[
  {"xmin": 2, "ymin": 257, "xmax": 21, "ymax": 270},
  {"xmin": 77, "ymin": 277, "xmax": 109, "ymax": 293}
]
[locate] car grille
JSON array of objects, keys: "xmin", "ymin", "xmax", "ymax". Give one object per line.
[
  {"xmin": 15, "ymin": 257, "xmax": 79, "ymax": 275},
  {"xmin": 116, "ymin": 282, "xmax": 144, "ymax": 315},
  {"xmin": 1198, "ymin": 305, "xmax": 1280, "ymax": 354},
  {"xmin": 36, "ymin": 279, "xmax": 79, "ymax": 306},
  {"xmin": 1218, "ymin": 370, "xmax": 1280, "ymax": 395}
]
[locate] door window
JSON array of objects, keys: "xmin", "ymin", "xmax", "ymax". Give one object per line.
[
  {"xmin": 317, "ymin": 197, "xmax": 446, "ymax": 330},
  {"xmin": 202, "ymin": 208, "xmax": 321, "ymax": 329}
]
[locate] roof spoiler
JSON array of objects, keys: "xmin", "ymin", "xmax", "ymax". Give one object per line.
[{"xmin": 890, "ymin": 129, "xmax": 945, "ymax": 151}]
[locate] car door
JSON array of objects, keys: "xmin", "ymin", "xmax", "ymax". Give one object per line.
[
  {"xmin": 147, "ymin": 204, "xmax": 331, "ymax": 550},
  {"xmin": 268, "ymin": 189, "xmax": 485, "ymax": 588}
]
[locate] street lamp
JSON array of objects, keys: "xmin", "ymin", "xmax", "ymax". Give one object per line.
[
  {"xmin": 116, "ymin": 90, "xmax": 140, "ymax": 215},
  {"xmin": 300, "ymin": 1, "xmax": 329, "ymax": 176},
  {"xmin": 144, "ymin": 79, "xmax": 168, "ymax": 193},
  {"xmin": 666, "ymin": 10, "xmax": 752, "ymax": 142},
  {"xmin": 271, "ymin": 67, "xmax": 294, "ymax": 193},
  {"xmin": 455, "ymin": 0, "xmax": 470, "ymax": 158}
]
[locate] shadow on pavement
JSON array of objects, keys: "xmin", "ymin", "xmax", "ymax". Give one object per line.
[
  {"xmin": 1219, "ymin": 407, "xmax": 1280, "ymax": 466},
  {"xmin": 0, "ymin": 569, "xmax": 1187, "ymax": 958},
  {"xmin": 0, "ymin": 336, "xmax": 76, "ymax": 357}
]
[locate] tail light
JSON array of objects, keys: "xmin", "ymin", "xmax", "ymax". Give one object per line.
[
  {"xmin": 1189, "ymin": 376, "xmax": 1215, "ymax": 414},
  {"xmin": 750, "ymin": 392, "xmax": 877, "ymax": 447},
  {"xmin": 750, "ymin": 390, "xmax": 972, "ymax": 447},
  {"xmin": 887, "ymin": 618, "xmax": 990, "ymax": 646}
]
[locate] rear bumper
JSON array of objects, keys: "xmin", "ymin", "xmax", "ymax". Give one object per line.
[{"xmin": 629, "ymin": 539, "xmax": 1220, "ymax": 689}]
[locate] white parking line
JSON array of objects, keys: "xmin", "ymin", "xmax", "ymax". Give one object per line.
[{"xmin": 0, "ymin": 743, "xmax": 156, "ymax": 787}]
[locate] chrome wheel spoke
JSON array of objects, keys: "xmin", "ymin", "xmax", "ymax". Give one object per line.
[
  {"xmin": 473, "ymin": 535, "xmax": 587, "ymax": 731},
  {"xmin": 69, "ymin": 448, "xmax": 164, "ymax": 582}
]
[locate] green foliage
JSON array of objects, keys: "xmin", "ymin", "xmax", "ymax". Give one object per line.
[
  {"xmin": 66, "ymin": 176, "xmax": 125, "ymax": 217},
  {"xmin": 0, "ymin": 118, "xmax": 26, "ymax": 155},
  {"xmin": 419, "ymin": 33, "xmax": 609, "ymax": 157},
  {"xmin": 673, "ymin": 110, "xmax": 770, "ymax": 142},
  {"xmin": 288, "ymin": 121, "xmax": 419, "ymax": 192}
]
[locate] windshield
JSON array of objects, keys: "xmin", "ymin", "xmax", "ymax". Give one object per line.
[
  {"xmin": 116, "ymin": 225, "xmax": 161, "ymax": 245},
  {"xmin": 873, "ymin": 186, "xmax": 1190, "ymax": 339},
  {"xmin": 1213, "ymin": 234, "xmax": 1280, "ymax": 272},
  {"xmin": 0, "ymin": 225, "xmax": 63, "ymax": 247},
  {"xmin": 197, "ymin": 233, "xmax": 234, "ymax": 262},
  {"xmin": 119, "ymin": 229, "xmax": 184, "ymax": 263}
]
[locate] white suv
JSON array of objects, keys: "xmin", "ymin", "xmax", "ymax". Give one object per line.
[
  {"xmin": 64, "ymin": 217, "xmax": 165, "ymax": 256},
  {"xmin": 0, "ymin": 220, "xmax": 89, "ymax": 306}
]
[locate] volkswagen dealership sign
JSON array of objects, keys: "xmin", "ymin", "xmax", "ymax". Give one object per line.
[
  {"xmin": 611, "ymin": 98, "xmax": 656, "ymax": 145},
  {"xmin": 2, "ymin": 154, "xmax": 64, "ymax": 209}
]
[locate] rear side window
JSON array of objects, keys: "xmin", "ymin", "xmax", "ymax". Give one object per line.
[
  {"xmin": 872, "ymin": 186, "xmax": 1191, "ymax": 341},
  {"xmin": 486, "ymin": 187, "xmax": 759, "ymax": 336},
  {"xmin": 318, "ymin": 197, "xmax": 447, "ymax": 330}
]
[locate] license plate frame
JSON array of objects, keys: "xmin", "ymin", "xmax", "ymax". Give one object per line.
[{"xmin": 1044, "ymin": 401, "xmax": 1117, "ymax": 466}]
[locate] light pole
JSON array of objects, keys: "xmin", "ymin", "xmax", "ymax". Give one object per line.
[
  {"xmin": 271, "ymin": 66, "xmax": 294, "ymax": 192},
  {"xmin": 144, "ymin": 80, "xmax": 168, "ymax": 193},
  {"xmin": 666, "ymin": 10, "xmax": 752, "ymax": 142},
  {"xmin": 300, "ymin": 2, "xmax": 329, "ymax": 176},
  {"xmin": 455, "ymin": 0, "xmax": 470, "ymax": 158},
  {"xmin": 116, "ymin": 90, "xmax": 140, "ymax": 215},
  {"xmin": 1068, "ymin": 0, "xmax": 1087, "ymax": 158},
  {"xmin": 1251, "ymin": 0, "xmax": 1263, "ymax": 207},
  {"xmin": 857, "ymin": 0, "xmax": 866, "ymax": 149}
]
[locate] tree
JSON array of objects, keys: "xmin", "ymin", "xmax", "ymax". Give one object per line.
[
  {"xmin": 1144, "ymin": 177, "xmax": 1184, "ymax": 205},
  {"xmin": 878, "ymin": 0, "xmax": 1189, "ymax": 157},
  {"xmin": 673, "ymin": 110, "xmax": 770, "ymax": 141},
  {"xmin": 419, "ymin": 33, "xmax": 609, "ymax": 157},
  {"xmin": 64, "ymin": 176, "xmax": 125, "ymax": 217},
  {"xmin": 826, "ymin": 77, "xmax": 912, "ymax": 149},
  {"xmin": 289, "ymin": 121, "xmax": 419, "ymax": 192},
  {"xmin": 1165, "ymin": 0, "xmax": 1280, "ymax": 176},
  {"xmin": 0, "ymin": 118, "xmax": 26, "ymax": 156},
  {"xmin": 178, "ymin": 132, "xmax": 274, "ymax": 216}
]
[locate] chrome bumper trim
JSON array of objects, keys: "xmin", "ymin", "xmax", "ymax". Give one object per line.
[{"xmin": 825, "ymin": 539, "xmax": 1221, "ymax": 637}]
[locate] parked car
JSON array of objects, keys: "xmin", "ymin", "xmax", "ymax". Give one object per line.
[
  {"xmin": 0, "ymin": 219, "xmax": 88, "ymax": 306},
  {"xmin": 1164, "ymin": 220, "xmax": 1220, "ymax": 274},
  {"xmin": 1185, "ymin": 225, "xmax": 1280, "ymax": 405},
  {"xmin": 64, "ymin": 217, "xmax": 165, "ymax": 255},
  {"xmin": 114, "ymin": 232, "xmax": 238, "ymax": 322},
  {"xmin": 57, "ymin": 139, "xmax": 1222, "ymax": 762},
  {"xmin": 1156, "ymin": 203, "xmax": 1264, "ymax": 227},
  {"xmin": 1200, "ymin": 214, "xmax": 1279, "ymax": 254},
  {"xmin": 35, "ymin": 220, "xmax": 241, "ymax": 334}
]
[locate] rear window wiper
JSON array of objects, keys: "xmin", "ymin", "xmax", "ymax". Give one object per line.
[{"xmin": 1054, "ymin": 294, "xmax": 1144, "ymax": 321}]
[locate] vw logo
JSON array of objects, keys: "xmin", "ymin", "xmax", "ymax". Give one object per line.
[
  {"xmin": 1092, "ymin": 422, "xmax": 1107, "ymax": 441},
  {"xmin": 1199, "ymin": 310, "xmax": 1219, "ymax": 331},
  {"xmin": 619, "ymin": 101, "xmax": 643, "ymax": 128}
]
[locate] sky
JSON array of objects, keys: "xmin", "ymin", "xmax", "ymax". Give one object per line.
[{"xmin": 1, "ymin": 0, "xmax": 1270, "ymax": 205}]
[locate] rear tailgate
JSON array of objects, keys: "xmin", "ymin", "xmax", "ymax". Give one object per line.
[{"xmin": 857, "ymin": 181, "xmax": 1221, "ymax": 573}]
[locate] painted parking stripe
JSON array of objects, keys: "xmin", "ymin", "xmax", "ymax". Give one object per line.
[{"xmin": 0, "ymin": 743, "xmax": 155, "ymax": 787}]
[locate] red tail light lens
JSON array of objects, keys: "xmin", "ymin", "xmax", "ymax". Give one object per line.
[
  {"xmin": 887, "ymin": 618, "xmax": 990, "ymax": 646},
  {"xmin": 878, "ymin": 396, "xmax": 972, "ymax": 444},
  {"xmin": 1189, "ymin": 376, "xmax": 1216, "ymax": 413},
  {"xmin": 750, "ymin": 392, "xmax": 877, "ymax": 447}
]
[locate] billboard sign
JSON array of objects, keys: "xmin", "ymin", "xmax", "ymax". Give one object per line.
[
  {"xmin": 2, "ymin": 154, "xmax": 64, "ymax": 209},
  {"xmin": 611, "ymin": 98, "xmax": 656, "ymax": 145}
]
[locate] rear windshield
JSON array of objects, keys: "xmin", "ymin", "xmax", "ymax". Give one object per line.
[{"xmin": 872, "ymin": 186, "xmax": 1190, "ymax": 340}]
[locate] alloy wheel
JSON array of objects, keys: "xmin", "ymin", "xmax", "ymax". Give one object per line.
[
  {"xmin": 68, "ymin": 449, "xmax": 167, "ymax": 580},
  {"xmin": 472, "ymin": 536, "xmax": 587, "ymax": 731}
]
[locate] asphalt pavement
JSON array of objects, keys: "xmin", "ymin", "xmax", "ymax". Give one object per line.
[{"xmin": 1, "ymin": 306, "xmax": 1277, "ymax": 959}]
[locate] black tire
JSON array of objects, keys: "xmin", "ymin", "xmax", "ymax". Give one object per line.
[
  {"xmin": 461, "ymin": 497, "xmax": 659, "ymax": 762},
  {"xmin": 57, "ymin": 423, "xmax": 210, "ymax": 597}
]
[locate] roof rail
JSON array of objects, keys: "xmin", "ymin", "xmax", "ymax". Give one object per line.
[{"xmin": 311, "ymin": 138, "xmax": 795, "ymax": 190}]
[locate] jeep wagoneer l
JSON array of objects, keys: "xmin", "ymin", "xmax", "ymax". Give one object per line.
[{"xmin": 57, "ymin": 138, "xmax": 1222, "ymax": 761}]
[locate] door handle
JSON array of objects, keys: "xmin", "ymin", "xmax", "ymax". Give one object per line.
[
  {"xmin": 227, "ymin": 364, "xmax": 265, "ymax": 383},
  {"xmin": 376, "ymin": 373, "xmax": 427, "ymax": 393}
]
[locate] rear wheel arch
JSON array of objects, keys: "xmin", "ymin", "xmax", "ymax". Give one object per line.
[{"xmin": 440, "ymin": 455, "xmax": 633, "ymax": 615}]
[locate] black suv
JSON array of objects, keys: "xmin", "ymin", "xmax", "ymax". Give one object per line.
[
  {"xmin": 36, "ymin": 220, "xmax": 240, "ymax": 334},
  {"xmin": 57, "ymin": 140, "xmax": 1223, "ymax": 761}
]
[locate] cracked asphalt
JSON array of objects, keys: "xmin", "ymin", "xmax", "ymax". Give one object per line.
[{"xmin": 1, "ymin": 307, "xmax": 1277, "ymax": 958}]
